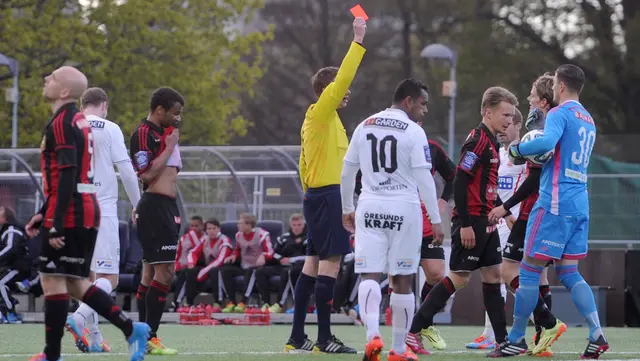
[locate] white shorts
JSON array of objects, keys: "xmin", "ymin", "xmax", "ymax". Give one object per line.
[
  {"xmin": 497, "ymin": 218, "xmax": 510, "ymax": 248},
  {"xmin": 354, "ymin": 199, "xmax": 422, "ymax": 276},
  {"xmin": 90, "ymin": 215, "xmax": 121, "ymax": 274}
]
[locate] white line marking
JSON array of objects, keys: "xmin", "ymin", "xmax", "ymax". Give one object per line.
[{"xmin": 1, "ymin": 351, "xmax": 639, "ymax": 357}]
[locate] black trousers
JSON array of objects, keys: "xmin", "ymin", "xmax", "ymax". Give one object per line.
[
  {"xmin": 0, "ymin": 268, "xmax": 28, "ymax": 313},
  {"xmin": 185, "ymin": 266, "xmax": 220, "ymax": 305},
  {"xmin": 255, "ymin": 263, "xmax": 303, "ymax": 306},
  {"xmin": 220, "ymin": 265, "xmax": 256, "ymax": 304},
  {"xmin": 173, "ymin": 270, "xmax": 188, "ymax": 304},
  {"xmin": 334, "ymin": 259, "xmax": 358, "ymax": 310}
]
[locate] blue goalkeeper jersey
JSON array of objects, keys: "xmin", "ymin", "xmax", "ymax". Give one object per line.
[{"xmin": 516, "ymin": 100, "xmax": 595, "ymax": 215}]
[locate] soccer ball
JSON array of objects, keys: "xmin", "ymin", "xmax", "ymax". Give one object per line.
[{"xmin": 520, "ymin": 129, "xmax": 553, "ymax": 164}]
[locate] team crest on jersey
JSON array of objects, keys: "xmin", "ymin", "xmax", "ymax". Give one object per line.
[
  {"xmin": 460, "ymin": 151, "xmax": 479, "ymax": 171},
  {"xmin": 423, "ymin": 145, "xmax": 432, "ymax": 163},
  {"xmin": 40, "ymin": 135, "xmax": 46, "ymax": 151},
  {"xmin": 363, "ymin": 117, "xmax": 409, "ymax": 130},
  {"xmin": 134, "ymin": 151, "xmax": 149, "ymax": 169}
]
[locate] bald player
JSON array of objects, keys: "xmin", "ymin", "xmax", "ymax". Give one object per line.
[{"xmin": 25, "ymin": 66, "xmax": 149, "ymax": 361}]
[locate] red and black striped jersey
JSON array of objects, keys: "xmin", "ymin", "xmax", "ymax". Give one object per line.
[
  {"xmin": 129, "ymin": 119, "xmax": 174, "ymax": 191},
  {"xmin": 421, "ymin": 140, "xmax": 456, "ymax": 237},
  {"xmin": 453, "ymin": 123, "xmax": 501, "ymax": 218},
  {"xmin": 518, "ymin": 162, "xmax": 541, "ymax": 221},
  {"xmin": 40, "ymin": 102, "xmax": 100, "ymax": 229}
]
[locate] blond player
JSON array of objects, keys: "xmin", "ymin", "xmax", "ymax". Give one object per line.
[{"xmin": 465, "ymin": 109, "xmax": 526, "ymax": 349}]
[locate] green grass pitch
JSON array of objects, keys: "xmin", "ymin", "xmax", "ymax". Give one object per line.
[{"xmin": 0, "ymin": 324, "xmax": 638, "ymax": 361}]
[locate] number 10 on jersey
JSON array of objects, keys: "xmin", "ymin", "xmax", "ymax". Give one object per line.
[{"xmin": 367, "ymin": 133, "xmax": 398, "ymax": 173}]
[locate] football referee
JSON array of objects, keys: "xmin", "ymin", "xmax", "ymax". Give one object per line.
[{"xmin": 284, "ymin": 17, "xmax": 366, "ymax": 355}]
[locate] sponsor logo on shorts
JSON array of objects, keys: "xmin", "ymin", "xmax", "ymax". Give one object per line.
[
  {"xmin": 427, "ymin": 243, "xmax": 442, "ymax": 249},
  {"xmin": 396, "ymin": 259, "xmax": 413, "ymax": 269},
  {"xmin": 161, "ymin": 245, "xmax": 178, "ymax": 251},
  {"xmin": 541, "ymin": 239, "xmax": 562, "ymax": 248},
  {"xmin": 174, "ymin": 216, "xmax": 181, "ymax": 224},
  {"xmin": 355, "ymin": 257, "xmax": 366, "ymax": 267},
  {"xmin": 363, "ymin": 117, "xmax": 409, "ymax": 130},
  {"xmin": 364, "ymin": 212, "xmax": 404, "ymax": 231},
  {"xmin": 467, "ymin": 256, "xmax": 479, "ymax": 261},
  {"xmin": 59, "ymin": 256, "xmax": 85, "ymax": 265},
  {"xmin": 95, "ymin": 259, "xmax": 114, "ymax": 269},
  {"xmin": 486, "ymin": 225, "xmax": 496, "ymax": 233}
]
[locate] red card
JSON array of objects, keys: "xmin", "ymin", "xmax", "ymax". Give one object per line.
[{"xmin": 350, "ymin": 4, "xmax": 369, "ymax": 20}]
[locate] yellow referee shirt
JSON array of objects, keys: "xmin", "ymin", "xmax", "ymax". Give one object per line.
[{"xmin": 299, "ymin": 42, "xmax": 366, "ymax": 193}]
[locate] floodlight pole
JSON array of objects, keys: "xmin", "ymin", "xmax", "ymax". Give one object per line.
[
  {"xmin": 420, "ymin": 44, "xmax": 457, "ymax": 158},
  {"xmin": 11, "ymin": 71, "xmax": 18, "ymax": 149}
]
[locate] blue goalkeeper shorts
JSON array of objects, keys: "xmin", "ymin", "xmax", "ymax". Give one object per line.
[{"xmin": 524, "ymin": 203, "xmax": 589, "ymax": 261}]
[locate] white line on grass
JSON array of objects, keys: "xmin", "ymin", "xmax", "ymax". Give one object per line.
[{"xmin": 1, "ymin": 351, "xmax": 639, "ymax": 357}]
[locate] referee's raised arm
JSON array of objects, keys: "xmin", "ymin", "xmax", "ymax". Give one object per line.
[
  {"xmin": 299, "ymin": 17, "xmax": 367, "ymax": 193},
  {"xmin": 306, "ymin": 18, "xmax": 367, "ymax": 123}
]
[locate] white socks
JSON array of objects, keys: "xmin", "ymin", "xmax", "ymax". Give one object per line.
[
  {"xmin": 390, "ymin": 292, "xmax": 415, "ymax": 353},
  {"xmin": 358, "ymin": 279, "xmax": 382, "ymax": 341},
  {"xmin": 74, "ymin": 277, "xmax": 112, "ymax": 346},
  {"xmin": 482, "ymin": 283, "xmax": 508, "ymax": 339}
]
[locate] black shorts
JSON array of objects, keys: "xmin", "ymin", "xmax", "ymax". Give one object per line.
[
  {"xmin": 450, "ymin": 216, "xmax": 502, "ymax": 272},
  {"xmin": 136, "ymin": 192, "xmax": 180, "ymax": 264},
  {"xmin": 503, "ymin": 219, "xmax": 527, "ymax": 262},
  {"xmin": 503, "ymin": 219, "xmax": 553, "ymax": 267},
  {"xmin": 303, "ymin": 185, "xmax": 351, "ymax": 260},
  {"xmin": 38, "ymin": 227, "xmax": 97, "ymax": 278},
  {"xmin": 421, "ymin": 236, "xmax": 445, "ymax": 260}
]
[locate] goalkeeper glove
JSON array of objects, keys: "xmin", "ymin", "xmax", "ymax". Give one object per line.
[
  {"xmin": 525, "ymin": 108, "xmax": 545, "ymax": 131},
  {"xmin": 508, "ymin": 141, "xmax": 525, "ymax": 164}
]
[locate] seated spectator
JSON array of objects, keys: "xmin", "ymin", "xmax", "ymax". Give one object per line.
[
  {"xmin": 172, "ymin": 215, "xmax": 204, "ymax": 309},
  {"xmin": 333, "ymin": 234, "xmax": 360, "ymax": 323},
  {"xmin": 255, "ymin": 213, "xmax": 307, "ymax": 313},
  {"xmin": 184, "ymin": 218, "xmax": 233, "ymax": 307},
  {"xmin": 220, "ymin": 213, "xmax": 274, "ymax": 313},
  {"xmin": 0, "ymin": 206, "xmax": 29, "ymax": 323}
]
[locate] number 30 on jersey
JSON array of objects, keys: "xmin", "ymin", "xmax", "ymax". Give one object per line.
[{"xmin": 571, "ymin": 126, "xmax": 595, "ymax": 168}]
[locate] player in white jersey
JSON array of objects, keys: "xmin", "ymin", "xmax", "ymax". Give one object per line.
[
  {"xmin": 466, "ymin": 108, "xmax": 526, "ymax": 349},
  {"xmin": 340, "ymin": 79, "xmax": 443, "ymax": 361},
  {"xmin": 65, "ymin": 87, "xmax": 141, "ymax": 353}
]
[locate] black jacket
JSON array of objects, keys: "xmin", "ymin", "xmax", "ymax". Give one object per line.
[
  {"xmin": 273, "ymin": 227, "xmax": 308, "ymax": 264},
  {"xmin": 0, "ymin": 223, "xmax": 29, "ymax": 270}
]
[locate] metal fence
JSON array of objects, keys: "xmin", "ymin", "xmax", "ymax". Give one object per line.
[{"xmin": 0, "ymin": 146, "xmax": 639, "ymax": 245}]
